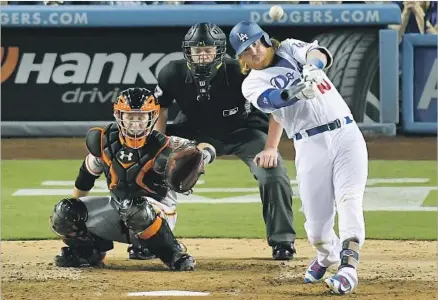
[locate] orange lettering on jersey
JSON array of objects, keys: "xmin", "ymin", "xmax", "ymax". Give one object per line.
[{"xmin": 317, "ymin": 79, "xmax": 332, "ymax": 95}]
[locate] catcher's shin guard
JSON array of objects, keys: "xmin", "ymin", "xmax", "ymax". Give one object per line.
[
  {"xmin": 119, "ymin": 197, "xmax": 196, "ymax": 271},
  {"xmin": 137, "ymin": 217, "xmax": 195, "ymax": 271}
]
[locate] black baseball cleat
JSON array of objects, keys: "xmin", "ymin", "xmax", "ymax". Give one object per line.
[
  {"xmin": 128, "ymin": 241, "xmax": 187, "ymax": 261},
  {"xmin": 55, "ymin": 247, "xmax": 106, "ymax": 268},
  {"xmin": 170, "ymin": 252, "xmax": 196, "ymax": 271},
  {"xmin": 272, "ymin": 243, "xmax": 296, "ymax": 260},
  {"xmin": 127, "ymin": 245, "xmax": 156, "ymax": 260}
]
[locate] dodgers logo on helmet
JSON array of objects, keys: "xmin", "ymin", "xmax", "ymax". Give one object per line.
[
  {"xmin": 270, "ymin": 73, "xmax": 295, "ymax": 89},
  {"xmin": 237, "ymin": 33, "xmax": 249, "ymax": 42},
  {"xmin": 229, "ymin": 21, "xmax": 272, "ymax": 56}
]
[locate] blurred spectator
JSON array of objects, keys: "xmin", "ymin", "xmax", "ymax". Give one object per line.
[
  {"xmin": 150, "ymin": 1, "xmax": 185, "ymax": 4},
  {"xmin": 254, "ymin": 0, "xmax": 348, "ymax": 3},
  {"xmin": 44, "ymin": 1, "xmax": 66, "ymax": 4},
  {"xmin": 104, "ymin": 1, "xmax": 152, "ymax": 5},
  {"xmin": 4, "ymin": 0, "xmax": 96, "ymax": 4},
  {"xmin": 259, "ymin": 1, "xmax": 301, "ymax": 3},
  {"xmin": 388, "ymin": 1, "xmax": 437, "ymax": 127},
  {"xmin": 6, "ymin": 0, "xmax": 45, "ymax": 4},
  {"xmin": 390, "ymin": 1, "xmax": 438, "ymax": 42},
  {"xmin": 182, "ymin": 1, "xmax": 211, "ymax": 3},
  {"xmin": 309, "ymin": 1, "xmax": 343, "ymax": 4},
  {"xmin": 183, "ymin": 1, "xmax": 259, "ymax": 4}
]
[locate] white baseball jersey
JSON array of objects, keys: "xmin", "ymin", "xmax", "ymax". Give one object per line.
[{"xmin": 242, "ymin": 38, "xmax": 353, "ymax": 139}]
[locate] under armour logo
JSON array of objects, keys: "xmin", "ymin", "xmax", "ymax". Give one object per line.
[
  {"xmin": 119, "ymin": 150, "xmax": 133, "ymax": 162},
  {"xmin": 237, "ymin": 33, "xmax": 248, "ymax": 42}
]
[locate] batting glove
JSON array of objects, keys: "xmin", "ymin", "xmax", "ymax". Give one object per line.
[
  {"xmin": 302, "ymin": 64, "xmax": 325, "ymax": 84},
  {"xmin": 295, "ymin": 80, "xmax": 316, "ymax": 100},
  {"xmin": 281, "ymin": 81, "xmax": 315, "ymax": 101}
]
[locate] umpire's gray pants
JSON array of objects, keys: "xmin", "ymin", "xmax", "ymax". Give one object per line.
[{"xmin": 167, "ymin": 123, "xmax": 296, "ymax": 247}]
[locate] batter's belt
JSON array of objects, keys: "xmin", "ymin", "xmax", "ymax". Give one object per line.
[{"xmin": 293, "ymin": 115, "xmax": 354, "ymax": 141}]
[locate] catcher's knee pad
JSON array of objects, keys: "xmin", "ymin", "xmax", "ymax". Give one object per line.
[
  {"xmin": 118, "ymin": 197, "xmax": 158, "ymax": 235},
  {"xmin": 339, "ymin": 238, "xmax": 360, "ymax": 269},
  {"xmin": 50, "ymin": 198, "xmax": 88, "ymax": 237}
]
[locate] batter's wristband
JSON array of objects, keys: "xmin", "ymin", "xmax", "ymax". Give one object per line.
[{"xmin": 307, "ymin": 58, "xmax": 325, "ymax": 69}]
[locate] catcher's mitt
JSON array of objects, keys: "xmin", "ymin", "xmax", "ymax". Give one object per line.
[{"xmin": 164, "ymin": 145, "xmax": 205, "ymax": 194}]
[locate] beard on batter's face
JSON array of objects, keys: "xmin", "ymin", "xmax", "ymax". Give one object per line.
[{"xmin": 242, "ymin": 46, "xmax": 275, "ymax": 71}]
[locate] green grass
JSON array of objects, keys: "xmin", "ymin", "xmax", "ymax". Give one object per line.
[
  {"xmin": 175, "ymin": 205, "xmax": 437, "ymax": 241},
  {"xmin": 2, "ymin": 159, "xmax": 436, "ymax": 188},
  {"xmin": 196, "ymin": 192, "xmax": 258, "ymax": 199},
  {"xmin": 1, "ymin": 160, "xmax": 437, "ymax": 240},
  {"xmin": 422, "ymin": 190, "xmax": 437, "ymax": 207}
]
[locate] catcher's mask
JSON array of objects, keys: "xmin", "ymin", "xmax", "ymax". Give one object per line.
[{"xmin": 114, "ymin": 88, "xmax": 160, "ymax": 149}]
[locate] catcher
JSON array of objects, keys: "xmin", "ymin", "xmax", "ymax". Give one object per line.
[{"xmin": 49, "ymin": 87, "xmax": 216, "ymax": 271}]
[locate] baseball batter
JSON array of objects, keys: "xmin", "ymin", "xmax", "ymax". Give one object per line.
[
  {"xmin": 49, "ymin": 87, "xmax": 216, "ymax": 271},
  {"xmin": 229, "ymin": 21, "xmax": 368, "ymax": 295}
]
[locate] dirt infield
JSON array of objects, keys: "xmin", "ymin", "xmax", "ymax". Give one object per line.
[
  {"xmin": 1, "ymin": 136, "xmax": 437, "ymax": 160},
  {"xmin": 2, "ymin": 239, "xmax": 436, "ymax": 300},
  {"xmin": 2, "ymin": 137, "xmax": 437, "ymax": 299}
]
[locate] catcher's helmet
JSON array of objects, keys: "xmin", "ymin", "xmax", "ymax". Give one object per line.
[
  {"xmin": 113, "ymin": 88, "xmax": 160, "ymax": 149},
  {"xmin": 229, "ymin": 21, "xmax": 272, "ymax": 56},
  {"xmin": 182, "ymin": 22, "xmax": 226, "ymax": 78}
]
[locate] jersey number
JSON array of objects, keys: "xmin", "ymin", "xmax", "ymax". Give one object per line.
[{"xmin": 317, "ymin": 79, "xmax": 332, "ymax": 95}]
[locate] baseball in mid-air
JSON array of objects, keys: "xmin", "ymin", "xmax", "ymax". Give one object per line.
[{"xmin": 269, "ymin": 5, "xmax": 284, "ymax": 21}]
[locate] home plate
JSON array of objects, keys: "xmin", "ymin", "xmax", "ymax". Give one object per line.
[{"xmin": 127, "ymin": 291, "xmax": 210, "ymax": 297}]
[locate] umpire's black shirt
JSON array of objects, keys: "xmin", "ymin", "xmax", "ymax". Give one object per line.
[{"xmin": 156, "ymin": 57, "xmax": 269, "ymax": 138}]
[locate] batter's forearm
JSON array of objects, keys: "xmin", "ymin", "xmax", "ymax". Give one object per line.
[
  {"xmin": 306, "ymin": 49, "xmax": 327, "ymax": 69},
  {"xmin": 257, "ymin": 85, "xmax": 304, "ymax": 110},
  {"xmin": 265, "ymin": 116, "xmax": 283, "ymax": 150},
  {"xmin": 154, "ymin": 107, "xmax": 168, "ymax": 133}
]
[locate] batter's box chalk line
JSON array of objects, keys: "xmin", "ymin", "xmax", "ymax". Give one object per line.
[{"xmin": 127, "ymin": 291, "xmax": 210, "ymax": 297}]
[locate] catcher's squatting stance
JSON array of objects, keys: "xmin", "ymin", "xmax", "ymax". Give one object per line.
[
  {"xmin": 49, "ymin": 87, "xmax": 216, "ymax": 271},
  {"xmin": 229, "ymin": 22, "xmax": 368, "ymax": 295}
]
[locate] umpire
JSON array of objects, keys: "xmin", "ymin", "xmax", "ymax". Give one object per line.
[{"xmin": 154, "ymin": 22, "xmax": 296, "ymax": 260}]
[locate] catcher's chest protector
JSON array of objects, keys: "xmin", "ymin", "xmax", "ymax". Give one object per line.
[{"xmin": 97, "ymin": 124, "xmax": 170, "ymax": 201}]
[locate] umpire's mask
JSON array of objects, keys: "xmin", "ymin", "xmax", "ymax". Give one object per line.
[{"xmin": 182, "ymin": 22, "xmax": 226, "ymax": 101}]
